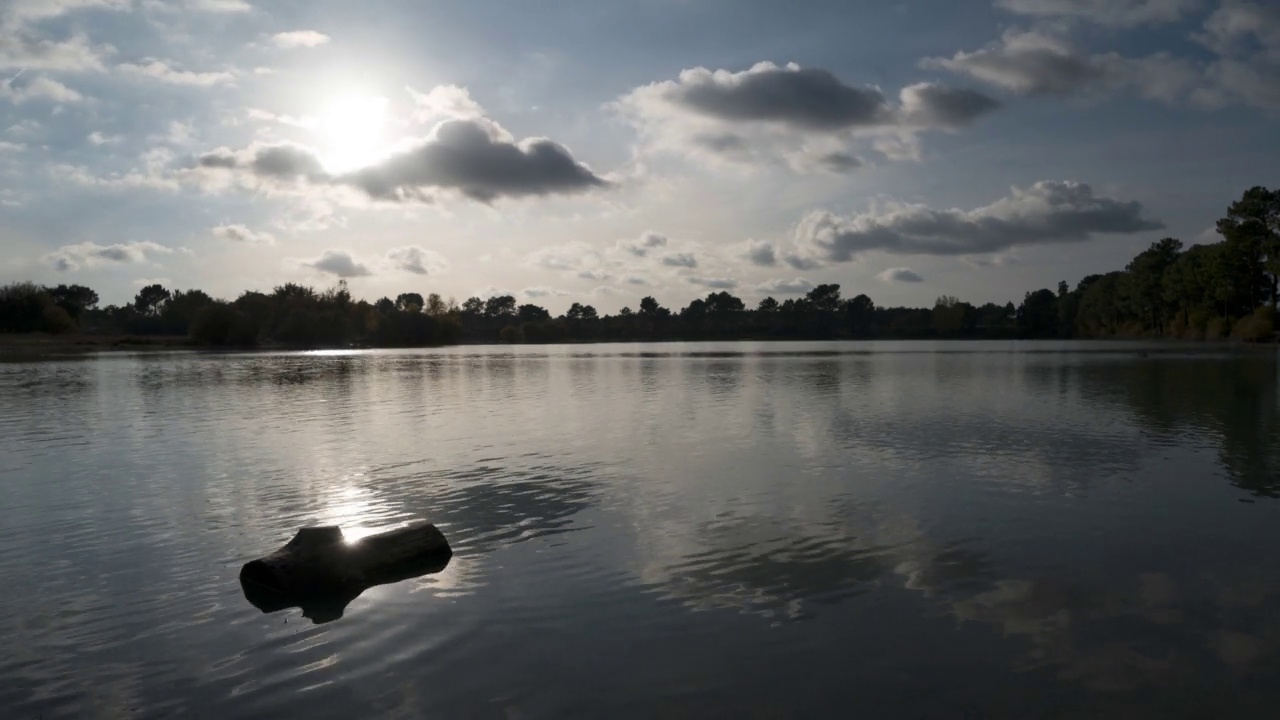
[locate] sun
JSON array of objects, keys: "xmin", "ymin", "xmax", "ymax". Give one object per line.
[{"xmin": 315, "ymin": 94, "xmax": 391, "ymax": 174}]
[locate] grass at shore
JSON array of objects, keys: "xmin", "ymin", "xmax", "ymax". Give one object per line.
[{"xmin": 0, "ymin": 333, "xmax": 197, "ymax": 358}]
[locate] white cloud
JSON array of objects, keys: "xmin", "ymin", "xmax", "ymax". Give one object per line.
[
  {"xmin": 407, "ymin": 84, "xmax": 484, "ymax": 122},
  {"xmin": 617, "ymin": 231, "xmax": 668, "ymax": 257},
  {"xmin": 185, "ymin": 0, "xmax": 251, "ymax": 11},
  {"xmin": 877, "ymin": 267, "xmax": 925, "ymax": 283},
  {"xmin": 5, "ymin": 0, "xmax": 131, "ymax": 26},
  {"xmin": 791, "ymin": 180, "xmax": 1162, "ymax": 264},
  {"xmin": 1, "ymin": 76, "xmax": 83, "ymax": 103},
  {"xmin": 88, "ymin": 131, "xmax": 122, "ymax": 145},
  {"xmin": 0, "ymin": 33, "xmax": 111, "ymax": 72},
  {"xmin": 387, "ymin": 245, "xmax": 449, "ymax": 275},
  {"xmin": 687, "ymin": 276, "xmax": 738, "ymax": 289},
  {"xmin": 44, "ymin": 241, "xmax": 174, "ymax": 271},
  {"xmin": 212, "ymin": 223, "xmax": 275, "ymax": 245},
  {"xmin": 271, "ymin": 31, "xmax": 330, "ymax": 49},
  {"xmin": 117, "ymin": 59, "xmax": 235, "ymax": 86},
  {"xmin": 1197, "ymin": 1, "xmax": 1280, "ymax": 59}
]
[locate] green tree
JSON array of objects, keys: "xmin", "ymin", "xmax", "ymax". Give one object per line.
[
  {"xmin": 758, "ymin": 297, "xmax": 779, "ymax": 313},
  {"xmin": 395, "ymin": 292, "xmax": 424, "ymax": 312},
  {"xmin": 805, "ymin": 284, "xmax": 841, "ymax": 312},
  {"xmin": 49, "ymin": 284, "xmax": 98, "ymax": 320},
  {"xmin": 134, "ymin": 284, "xmax": 171, "ymax": 317},
  {"xmin": 484, "ymin": 295, "xmax": 516, "ymax": 318}
]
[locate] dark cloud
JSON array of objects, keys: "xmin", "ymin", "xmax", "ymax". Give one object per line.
[
  {"xmin": 900, "ymin": 83, "xmax": 1003, "ymax": 128},
  {"xmin": 665, "ymin": 63, "xmax": 892, "ymax": 130},
  {"xmin": 818, "ymin": 152, "xmax": 864, "ymax": 173},
  {"xmin": 784, "ymin": 252, "xmax": 824, "ymax": 270},
  {"xmin": 693, "ymin": 133, "xmax": 750, "ymax": 153},
  {"xmin": 995, "ymin": 0, "xmax": 1200, "ymax": 28},
  {"xmin": 746, "ymin": 239, "xmax": 777, "ymax": 266},
  {"xmin": 624, "ymin": 275, "xmax": 648, "ymax": 285},
  {"xmin": 43, "ymin": 241, "xmax": 173, "ymax": 271},
  {"xmin": 387, "ymin": 246, "xmax": 447, "ymax": 275},
  {"xmin": 660, "ymin": 252, "xmax": 698, "ymax": 268},
  {"xmin": 302, "ymin": 249, "xmax": 371, "ymax": 278},
  {"xmin": 619, "ymin": 231, "xmax": 669, "ymax": 257},
  {"xmin": 343, "ymin": 119, "xmax": 608, "ymax": 202},
  {"xmin": 757, "ymin": 278, "xmax": 814, "ymax": 294},
  {"xmin": 877, "ymin": 267, "xmax": 924, "ymax": 283},
  {"xmin": 687, "ymin": 276, "xmax": 738, "ymax": 289},
  {"xmin": 191, "ymin": 118, "xmax": 608, "ymax": 203},
  {"xmin": 793, "ymin": 180, "xmax": 1162, "ymax": 263}
]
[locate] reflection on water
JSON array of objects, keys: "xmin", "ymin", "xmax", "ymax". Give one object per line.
[{"xmin": 2, "ymin": 341, "xmax": 1280, "ymax": 718}]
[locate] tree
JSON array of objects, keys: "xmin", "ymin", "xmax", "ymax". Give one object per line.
[
  {"xmin": 704, "ymin": 291, "xmax": 744, "ymax": 314},
  {"xmin": 618, "ymin": 306, "xmax": 633, "ymax": 316},
  {"xmin": 484, "ymin": 295, "xmax": 516, "ymax": 318},
  {"xmin": 424, "ymin": 293, "xmax": 448, "ymax": 316},
  {"xmin": 758, "ymin": 297, "xmax": 779, "ymax": 313},
  {"xmin": 933, "ymin": 295, "xmax": 966, "ymax": 337},
  {"xmin": 638, "ymin": 296, "xmax": 666, "ymax": 316},
  {"xmin": 461, "ymin": 297, "xmax": 485, "ymax": 316},
  {"xmin": 1218, "ymin": 186, "xmax": 1280, "ymax": 309},
  {"xmin": 1124, "ymin": 237, "xmax": 1183, "ymax": 334},
  {"xmin": 134, "ymin": 284, "xmax": 171, "ymax": 317},
  {"xmin": 580, "ymin": 304, "xmax": 598, "ymax": 320},
  {"xmin": 842, "ymin": 293, "xmax": 875, "ymax": 336},
  {"xmin": 395, "ymin": 292, "xmax": 424, "ymax": 313},
  {"xmin": 1017, "ymin": 288, "xmax": 1059, "ymax": 338},
  {"xmin": 806, "ymin": 284, "xmax": 841, "ymax": 312},
  {"xmin": 518, "ymin": 303, "xmax": 550, "ymax": 322},
  {"xmin": 374, "ymin": 297, "xmax": 396, "ymax": 314},
  {"xmin": 49, "ymin": 284, "xmax": 98, "ymax": 320}
]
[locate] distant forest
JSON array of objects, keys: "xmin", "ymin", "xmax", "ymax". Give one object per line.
[{"xmin": 2, "ymin": 186, "xmax": 1277, "ymax": 347}]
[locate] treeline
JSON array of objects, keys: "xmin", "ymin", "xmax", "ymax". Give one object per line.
[{"xmin": 2, "ymin": 186, "xmax": 1276, "ymax": 346}]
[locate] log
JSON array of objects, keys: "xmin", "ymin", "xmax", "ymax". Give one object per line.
[{"xmin": 239, "ymin": 522, "xmax": 452, "ymax": 623}]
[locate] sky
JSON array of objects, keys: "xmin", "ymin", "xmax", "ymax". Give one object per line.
[{"xmin": 1, "ymin": 0, "xmax": 1277, "ymax": 313}]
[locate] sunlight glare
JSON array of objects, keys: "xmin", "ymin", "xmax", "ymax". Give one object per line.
[{"xmin": 316, "ymin": 94, "xmax": 391, "ymax": 174}]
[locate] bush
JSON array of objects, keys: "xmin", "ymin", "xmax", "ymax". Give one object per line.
[
  {"xmin": 0, "ymin": 282, "xmax": 77, "ymax": 333},
  {"xmin": 1206, "ymin": 316, "xmax": 1233, "ymax": 340},
  {"xmin": 190, "ymin": 302, "xmax": 258, "ymax": 346},
  {"xmin": 498, "ymin": 325, "xmax": 522, "ymax": 343},
  {"xmin": 1232, "ymin": 306, "xmax": 1275, "ymax": 342}
]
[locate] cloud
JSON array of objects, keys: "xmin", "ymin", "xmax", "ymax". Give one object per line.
[
  {"xmin": 994, "ymin": 0, "xmax": 1200, "ymax": 28},
  {"xmin": 688, "ymin": 276, "xmax": 738, "ymax": 289},
  {"xmin": 0, "ymin": 33, "xmax": 111, "ymax": 72},
  {"xmin": 300, "ymin": 249, "xmax": 370, "ymax": 278},
  {"xmin": 624, "ymin": 275, "xmax": 648, "ymax": 285},
  {"xmin": 1197, "ymin": 1, "xmax": 1280, "ymax": 58},
  {"xmin": 757, "ymin": 278, "xmax": 814, "ymax": 294},
  {"xmin": 44, "ymin": 241, "xmax": 174, "ymax": 271},
  {"xmin": 617, "ymin": 61, "xmax": 1000, "ymax": 171},
  {"xmin": 925, "ymin": 24, "xmax": 1279, "ymax": 109},
  {"xmin": 387, "ymin": 245, "xmax": 448, "ymax": 275},
  {"xmin": 651, "ymin": 62, "xmax": 894, "ymax": 131},
  {"xmin": 618, "ymin": 231, "xmax": 668, "ymax": 257},
  {"xmin": 87, "ymin": 131, "xmax": 121, "ymax": 145},
  {"xmin": 526, "ymin": 241, "xmax": 598, "ymax": 271},
  {"xmin": 898, "ymin": 83, "xmax": 1003, "ymax": 128},
  {"xmin": 211, "ymin": 223, "xmax": 275, "ymax": 245},
  {"xmin": 745, "ymin": 239, "xmax": 777, "ymax": 266},
  {"xmin": 783, "ymin": 253, "xmax": 824, "ymax": 270},
  {"xmin": 118, "ymin": 59, "xmax": 236, "ymax": 86},
  {"xmin": 407, "ymin": 84, "xmax": 484, "ymax": 122},
  {"xmin": 922, "ymin": 29, "xmax": 1105, "ymax": 96},
  {"xmin": 660, "ymin": 251, "xmax": 698, "ymax": 268},
  {"xmin": 271, "ymin": 31, "xmax": 330, "ymax": 48},
  {"xmin": 186, "ymin": 0, "xmax": 251, "ymax": 11},
  {"xmin": 5, "ymin": 0, "xmax": 132, "ymax": 26},
  {"xmin": 524, "ymin": 286, "xmax": 567, "ymax": 298},
  {"xmin": 193, "ymin": 118, "xmax": 607, "ymax": 203},
  {"xmin": 877, "ymin": 267, "xmax": 925, "ymax": 283},
  {"xmin": 577, "ymin": 269, "xmax": 612, "ymax": 281},
  {"xmin": 1, "ymin": 76, "xmax": 83, "ymax": 103},
  {"xmin": 791, "ymin": 180, "xmax": 1162, "ymax": 264}
]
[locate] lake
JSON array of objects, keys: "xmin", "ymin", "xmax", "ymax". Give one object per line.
[{"xmin": 3, "ymin": 341, "xmax": 1280, "ymax": 718}]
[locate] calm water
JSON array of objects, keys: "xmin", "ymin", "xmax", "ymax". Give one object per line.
[{"xmin": 4, "ymin": 341, "xmax": 1280, "ymax": 719}]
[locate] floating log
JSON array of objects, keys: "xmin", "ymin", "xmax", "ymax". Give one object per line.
[{"xmin": 240, "ymin": 522, "xmax": 452, "ymax": 623}]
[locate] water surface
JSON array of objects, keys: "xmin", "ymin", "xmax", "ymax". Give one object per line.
[{"xmin": 3, "ymin": 341, "xmax": 1280, "ymax": 718}]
